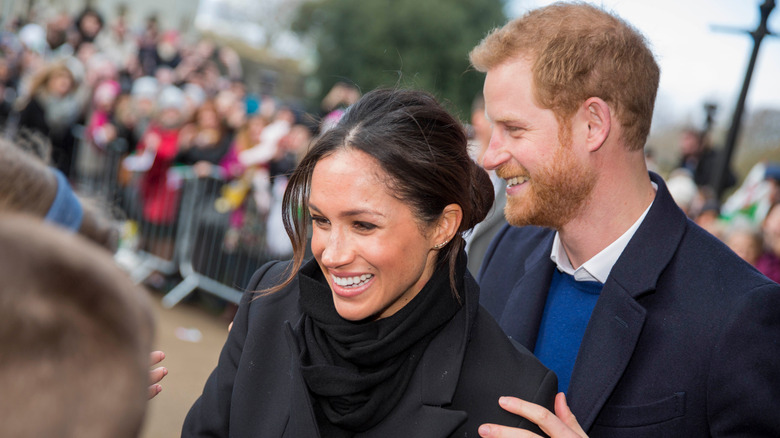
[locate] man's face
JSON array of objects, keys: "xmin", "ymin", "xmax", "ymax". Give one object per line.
[{"xmin": 482, "ymin": 58, "xmax": 596, "ymax": 229}]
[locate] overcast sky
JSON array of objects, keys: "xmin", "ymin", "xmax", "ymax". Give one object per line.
[{"xmin": 507, "ymin": 0, "xmax": 780, "ymax": 129}]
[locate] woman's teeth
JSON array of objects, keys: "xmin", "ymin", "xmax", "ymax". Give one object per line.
[{"xmin": 332, "ymin": 274, "xmax": 373, "ymax": 287}]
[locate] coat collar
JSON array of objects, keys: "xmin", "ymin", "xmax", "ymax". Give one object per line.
[
  {"xmin": 281, "ymin": 270, "xmax": 482, "ymax": 437},
  {"xmin": 568, "ymin": 172, "xmax": 689, "ymax": 430},
  {"xmin": 498, "ymin": 231, "xmax": 556, "ymax": 349}
]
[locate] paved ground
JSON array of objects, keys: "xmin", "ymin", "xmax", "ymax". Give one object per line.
[{"xmin": 139, "ymin": 290, "xmax": 235, "ymax": 438}]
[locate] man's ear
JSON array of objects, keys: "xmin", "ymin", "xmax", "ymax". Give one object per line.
[
  {"xmin": 582, "ymin": 97, "xmax": 611, "ymax": 152},
  {"xmin": 433, "ymin": 204, "xmax": 463, "ymax": 248}
]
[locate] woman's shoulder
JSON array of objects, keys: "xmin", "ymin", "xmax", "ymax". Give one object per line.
[
  {"xmin": 468, "ymin": 306, "xmax": 551, "ymax": 381},
  {"xmin": 449, "ymin": 306, "xmax": 556, "ymax": 432},
  {"xmin": 241, "ymin": 260, "xmax": 301, "ymax": 317}
]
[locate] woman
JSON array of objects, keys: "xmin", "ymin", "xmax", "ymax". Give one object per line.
[
  {"xmin": 174, "ymin": 99, "xmax": 233, "ymax": 176},
  {"xmin": 16, "ymin": 61, "xmax": 86, "ymax": 178},
  {"xmin": 183, "ymin": 89, "xmax": 556, "ymax": 437}
]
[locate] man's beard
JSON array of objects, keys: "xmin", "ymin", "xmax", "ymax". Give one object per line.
[{"xmin": 501, "ymin": 144, "xmax": 597, "ymax": 230}]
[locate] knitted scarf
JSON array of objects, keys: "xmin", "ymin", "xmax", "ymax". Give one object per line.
[{"xmin": 296, "ymin": 256, "xmax": 464, "ymax": 432}]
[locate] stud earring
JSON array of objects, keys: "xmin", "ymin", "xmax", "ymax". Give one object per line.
[{"xmin": 433, "ymin": 240, "xmax": 449, "ymax": 250}]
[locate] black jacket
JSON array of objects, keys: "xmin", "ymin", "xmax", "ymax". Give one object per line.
[{"xmin": 183, "ymin": 260, "xmax": 557, "ymax": 437}]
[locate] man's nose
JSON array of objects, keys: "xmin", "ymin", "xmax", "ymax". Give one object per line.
[{"xmin": 482, "ymin": 132, "xmax": 510, "ymax": 171}]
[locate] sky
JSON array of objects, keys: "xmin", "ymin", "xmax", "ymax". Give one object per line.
[{"xmin": 507, "ymin": 0, "xmax": 780, "ymax": 129}]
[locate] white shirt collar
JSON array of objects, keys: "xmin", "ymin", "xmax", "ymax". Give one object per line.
[{"xmin": 550, "ymin": 183, "xmax": 657, "ymax": 283}]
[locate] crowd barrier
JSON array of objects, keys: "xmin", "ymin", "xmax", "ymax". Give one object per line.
[{"xmin": 71, "ymin": 125, "xmax": 282, "ymax": 308}]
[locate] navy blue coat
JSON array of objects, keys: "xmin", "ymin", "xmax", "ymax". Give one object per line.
[
  {"xmin": 478, "ymin": 172, "xmax": 780, "ymax": 436},
  {"xmin": 183, "ymin": 260, "xmax": 557, "ymax": 437}
]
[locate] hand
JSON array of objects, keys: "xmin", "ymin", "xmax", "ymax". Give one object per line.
[
  {"xmin": 148, "ymin": 350, "xmax": 168, "ymax": 400},
  {"xmin": 478, "ymin": 393, "xmax": 587, "ymax": 438},
  {"xmin": 143, "ymin": 132, "xmax": 161, "ymax": 153}
]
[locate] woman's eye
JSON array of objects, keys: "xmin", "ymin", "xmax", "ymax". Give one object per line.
[
  {"xmin": 354, "ymin": 221, "xmax": 376, "ymax": 231},
  {"xmin": 311, "ymin": 216, "xmax": 329, "ymax": 227}
]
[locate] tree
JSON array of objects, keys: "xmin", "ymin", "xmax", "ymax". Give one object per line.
[{"xmin": 294, "ymin": 0, "xmax": 507, "ymax": 118}]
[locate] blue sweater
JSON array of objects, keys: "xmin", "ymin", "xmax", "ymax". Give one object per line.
[{"xmin": 533, "ymin": 269, "xmax": 603, "ymax": 393}]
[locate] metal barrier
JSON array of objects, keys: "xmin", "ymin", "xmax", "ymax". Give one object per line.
[
  {"xmin": 72, "ymin": 124, "xmax": 127, "ymax": 205},
  {"xmin": 161, "ymin": 175, "xmax": 271, "ymax": 307},
  {"xmin": 121, "ymin": 165, "xmax": 185, "ymax": 285},
  {"xmin": 69, "ymin": 126, "xmax": 286, "ymax": 308}
]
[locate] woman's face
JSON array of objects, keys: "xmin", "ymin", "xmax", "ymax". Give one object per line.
[
  {"xmin": 309, "ymin": 149, "xmax": 440, "ymax": 321},
  {"xmin": 197, "ymin": 106, "xmax": 219, "ymax": 129}
]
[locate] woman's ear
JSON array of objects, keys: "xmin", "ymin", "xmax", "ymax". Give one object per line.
[{"xmin": 432, "ymin": 204, "xmax": 463, "ymax": 248}]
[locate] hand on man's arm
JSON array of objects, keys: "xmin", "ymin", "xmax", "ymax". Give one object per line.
[{"xmin": 479, "ymin": 393, "xmax": 587, "ymax": 438}]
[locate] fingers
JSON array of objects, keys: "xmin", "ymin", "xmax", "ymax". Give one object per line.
[
  {"xmin": 149, "ymin": 350, "xmax": 165, "ymax": 367},
  {"xmin": 228, "ymin": 321, "xmax": 233, "ymax": 332},
  {"xmin": 554, "ymin": 393, "xmax": 587, "ymax": 437},
  {"xmin": 149, "ymin": 366, "xmax": 168, "ymax": 385},
  {"xmin": 148, "ymin": 383, "xmax": 163, "ymax": 400},
  {"xmin": 478, "ymin": 423, "xmax": 540, "ymax": 437},
  {"xmin": 481, "ymin": 396, "xmax": 586, "ymax": 438},
  {"xmin": 147, "ymin": 351, "xmax": 168, "ymax": 400}
]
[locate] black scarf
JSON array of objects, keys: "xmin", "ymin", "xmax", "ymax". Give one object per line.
[{"xmin": 296, "ymin": 255, "xmax": 465, "ymax": 433}]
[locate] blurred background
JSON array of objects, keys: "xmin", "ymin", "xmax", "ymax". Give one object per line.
[{"xmin": 1, "ymin": 1, "xmax": 778, "ymax": 436}]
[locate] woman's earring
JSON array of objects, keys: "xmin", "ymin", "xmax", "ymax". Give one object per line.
[{"xmin": 433, "ymin": 240, "xmax": 449, "ymax": 250}]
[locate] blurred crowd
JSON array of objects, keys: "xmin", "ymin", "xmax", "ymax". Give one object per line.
[
  {"xmin": 663, "ymin": 128, "xmax": 780, "ymax": 284},
  {"xmin": 0, "ymin": 7, "xmax": 362, "ymax": 280},
  {"xmin": 3, "ymin": 7, "xmax": 780, "ymax": 287}
]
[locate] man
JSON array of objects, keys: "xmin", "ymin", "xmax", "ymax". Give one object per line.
[
  {"xmin": 469, "ymin": 3, "xmax": 780, "ymax": 437},
  {"xmin": 678, "ymin": 127, "xmax": 735, "ymax": 196}
]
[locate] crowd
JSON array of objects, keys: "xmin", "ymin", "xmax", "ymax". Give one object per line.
[
  {"xmin": 1, "ymin": 2, "xmax": 779, "ymax": 438},
  {"xmin": 662, "ymin": 128, "xmax": 780, "ymax": 284},
  {"xmin": 0, "ymin": 7, "xmax": 345, "ymax": 292}
]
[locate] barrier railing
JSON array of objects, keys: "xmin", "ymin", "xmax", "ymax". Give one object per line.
[
  {"xmin": 161, "ymin": 175, "xmax": 271, "ymax": 308},
  {"xmin": 70, "ymin": 125, "xmax": 286, "ymax": 308}
]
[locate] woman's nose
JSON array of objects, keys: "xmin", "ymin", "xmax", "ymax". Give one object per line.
[{"xmin": 320, "ymin": 230, "xmax": 353, "ymax": 267}]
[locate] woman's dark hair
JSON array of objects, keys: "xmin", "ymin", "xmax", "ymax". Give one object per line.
[{"xmin": 268, "ymin": 88, "xmax": 494, "ymax": 296}]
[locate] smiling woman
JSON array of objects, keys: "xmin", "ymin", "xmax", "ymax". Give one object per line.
[
  {"xmin": 182, "ymin": 88, "xmax": 558, "ymax": 437},
  {"xmin": 308, "ymin": 148, "xmax": 448, "ymax": 321}
]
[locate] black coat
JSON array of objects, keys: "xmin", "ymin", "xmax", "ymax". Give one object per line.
[
  {"xmin": 478, "ymin": 172, "xmax": 780, "ymax": 436},
  {"xmin": 18, "ymin": 97, "xmax": 76, "ymax": 177},
  {"xmin": 183, "ymin": 260, "xmax": 557, "ymax": 437}
]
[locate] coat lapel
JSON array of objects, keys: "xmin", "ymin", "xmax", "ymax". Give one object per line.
[
  {"xmin": 499, "ymin": 232, "xmax": 556, "ymax": 349},
  {"xmin": 567, "ymin": 172, "xmax": 688, "ymax": 431},
  {"xmin": 566, "ymin": 281, "xmax": 647, "ymax": 430}
]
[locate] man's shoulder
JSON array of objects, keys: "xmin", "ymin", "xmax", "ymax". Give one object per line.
[
  {"xmin": 681, "ymin": 222, "xmax": 773, "ymax": 285},
  {"xmin": 647, "ymin": 220, "xmax": 780, "ymax": 307}
]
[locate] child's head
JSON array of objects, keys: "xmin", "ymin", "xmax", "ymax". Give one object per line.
[{"xmin": 0, "ymin": 214, "xmax": 155, "ymax": 438}]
